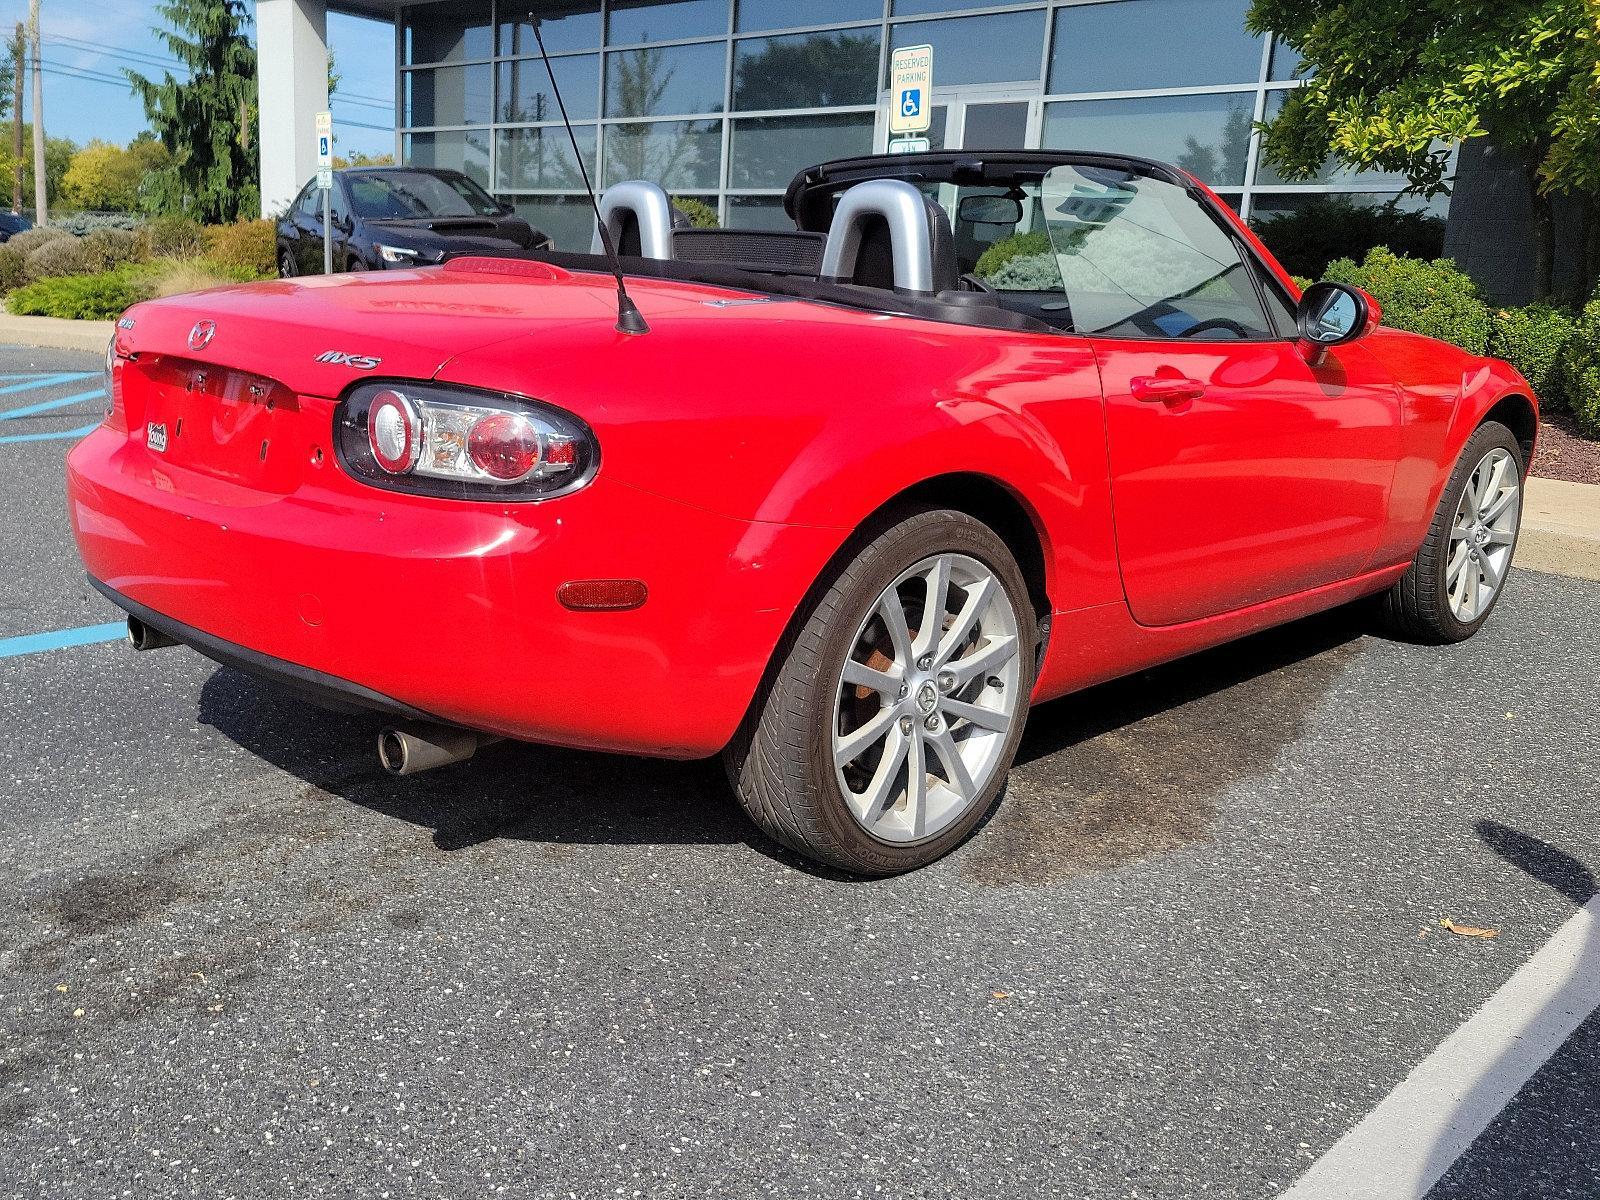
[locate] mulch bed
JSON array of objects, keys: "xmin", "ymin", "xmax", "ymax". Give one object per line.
[{"xmin": 1532, "ymin": 411, "xmax": 1600, "ymax": 486}]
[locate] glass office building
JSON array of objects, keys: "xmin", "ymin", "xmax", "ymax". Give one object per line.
[{"xmin": 398, "ymin": 0, "xmax": 1443, "ymax": 248}]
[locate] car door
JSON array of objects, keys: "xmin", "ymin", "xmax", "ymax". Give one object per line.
[
  {"xmin": 1038, "ymin": 164, "xmax": 1402, "ymax": 627},
  {"xmin": 293, "ymin": 185, "xmax": 326, "ymax": 274}
]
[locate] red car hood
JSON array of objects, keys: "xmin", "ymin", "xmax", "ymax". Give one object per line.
[{"xmin": 113, "ymin": 261, "xmax": 751, "ymax": 398}]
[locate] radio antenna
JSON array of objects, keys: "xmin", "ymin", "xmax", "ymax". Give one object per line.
[{"xmin": 529, "ymin": 13, "xmax": 649, "ymax": 335}]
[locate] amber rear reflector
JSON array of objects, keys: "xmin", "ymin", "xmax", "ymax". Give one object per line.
[{"xmin": 557, "ymin": 579, "xmax": 648, "ymax": 611}]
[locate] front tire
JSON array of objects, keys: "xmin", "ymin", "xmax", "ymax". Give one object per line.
[
  {"xmin": 1379, "ymin": 420, "xmax": 1525, "ymax": 643},
  {"xmin": 278, "ymin": 246, "xmax": 296, "ymax": 279},
  {"xmin": 726, "ymin": 509, "xmax": 1038, "ymax": 876}
]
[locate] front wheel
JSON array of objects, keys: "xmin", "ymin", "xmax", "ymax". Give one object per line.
[
  {"xmin": 1379, "ymin": 420, "xmax": 1525, "ymax": 643},
  {"xmin": 725, "ymin": 509, "xmax": 1038, "ymax": 876},
  {"xmin": 278, "ymin": 246, "xmax": 296, "ymax": 279}
]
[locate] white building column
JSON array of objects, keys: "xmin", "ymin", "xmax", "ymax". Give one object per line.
[{"xmin": 256, "ymin": 0, "xmax": 330, "ymax": 218}]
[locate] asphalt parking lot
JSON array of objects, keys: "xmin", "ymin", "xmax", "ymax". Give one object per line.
[{"xmin": 1, "ymin": 344, "xmax": 1598, "ymax": 1199}]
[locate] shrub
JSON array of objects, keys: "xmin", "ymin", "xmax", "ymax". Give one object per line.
[
  {"xmin": 202, "ymin": 220, "xmax": 278, "ymax": 275},
  {"xmin": 1324, "ymin": 248, "xmax": 1492, "ymax": 354},
  {"xmin": 143, "ymin": 257, "xmax": 267, "ymax": 299},
  {"xmin": 5, "ymin": 224, "xmax": 72, "ymax": 258},
  {"xmin": 24, "ymin": 234, "xmax": 89, "ymax": 282},
  {"xmin": 1561, "ymin": 299, "xmax": 1600, "ymax": 438},
  {"xmin": 0, "ymin": 245, "xmax": 24, "ymax": 293},
  {"xmin": 143, "ymin": 213, "xmax": 205, "ymax": 259},
  {"xmin": 54, "ymin": 211, "xmax": 142, "ymax": 236},
  {"xmin": 975, "ymin": 231, "xmax": 1054, "ymax": 281},
  {"xmin": 1487, "ymin": 304, "xmax": 1576, "ymax": 411},
  {"xmin": 1252, "ymin": 198, "xmax": 1446, "ymax": 281},
  {"xmin": 672, "ymin": 197, "xmax": 720, "ymax": 229},
  {"xmin": 6, "ymin": 267, "xmax": 149, "ymax": 321},
  {"xmin": 81, "ymin": 227, "xmax": 146, "ymax": 273}
]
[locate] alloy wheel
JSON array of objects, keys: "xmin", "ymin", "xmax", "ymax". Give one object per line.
[
  {"xmin": 832, "ymin": 553, "xmax": 1023, "ymax": 843},
  {"xmin": 1445, "ymin": 446, "xmax": 1520, "ymax": 623}
]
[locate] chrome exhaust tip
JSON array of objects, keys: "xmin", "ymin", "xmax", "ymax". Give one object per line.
[
  {"xmin": 378, "ymin": 723, "xmax": 493, "ymax": 776},
  {"xmin": 126, "ymin": 616, "xmax": 178, "ymax": 652}
]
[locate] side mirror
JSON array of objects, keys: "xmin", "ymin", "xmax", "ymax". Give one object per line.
[
  {"xmin": 958, "ymin": 194, "xmax": 1024, "ymax": 226},
  {"xmin": 1296, "ymin": 281, "xmax": 1380, "ymax": 362}
]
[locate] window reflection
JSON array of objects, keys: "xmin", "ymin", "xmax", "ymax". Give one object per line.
[
  {"xmin": 496, "ymin": 126, "xmax": 598, "ymax": 191},
  {"xmin": 498, "ymin": 3, "xmax": 603, "ymax": 55},
  {"xmin": 605, "ymin": 119, "xmax": 724, "ymax": 189},
  {"xmin": 1043, "ymin": 94, "xmax": 1255, "ymax": 187},
  {"xmin": 405, "ymin": 0, "xmax": 492, "ymax": 64},
  {"xmin": 605, "ymin": 41, "xmax": 727, "ymax": 118},
  {"xmin": 888, "ymin": 11, "xmax": 1046, "ymax": 87},
  {"xmin": 1050, "ymin": 0, "xmax": 1263, "ymax": 93},
  {"xmin": 404, "ymin": 131, "xmax": 491, "ymax": 188},
  {"xmin": 733, "ymin": 29, "xmax": 881, "ymax": 110},
  {"xmin": 736, "ymin": 0, "xmax": 879, "ymax": 32},
  {"xmin": 608, "ymin": 0, "xmax": 730, "ymax": 45},
  {"xmin": 511, "ymin": 195, "xmax": 597, "ymax": 250},
  {"xmin": 731, "ymin": 112, "xmax": 874, "ymax": 188},
  {"xmin": 405, "ymin": 65, "xmax": 493, "ymax": 127},
  {"xmin": 497, "ymin": 55, "xmax": 600, "ymax": 123}
]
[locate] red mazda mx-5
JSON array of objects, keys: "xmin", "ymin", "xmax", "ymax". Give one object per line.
[{"xmin": 68, "ymin": 151, "xmax": 1536, "ymax": 875}]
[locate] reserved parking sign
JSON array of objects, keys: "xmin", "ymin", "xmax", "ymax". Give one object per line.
[{"xmin": 889, "ymin": 44, "xmax": 933, "ymax": 135}]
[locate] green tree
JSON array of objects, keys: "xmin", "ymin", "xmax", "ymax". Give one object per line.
[
  {"xmin": 1247, "ymin": 0, "xmax": 1598, "ymax": 300},
  {"xmin": 0, "ymin": 126, "xmax": 78, "ymax": 209},
  {"xmin": 127, "ymin": 0, "xmax": 259, "ymax": 222},
  {"xmin": 61, "ymin": 137, "xmax": 170, "ymax": 211}
]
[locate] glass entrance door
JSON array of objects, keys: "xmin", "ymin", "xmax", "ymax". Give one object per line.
[{"xmin": 877, "ymin": 93, "xmax": 1038, "ymax": 153}]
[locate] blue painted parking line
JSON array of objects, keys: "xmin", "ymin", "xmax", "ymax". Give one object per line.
[
  {"xmin": 0, "ymin": 622, "xmax": 127, "ymax": 660},
  {"xmin": 0, "ymin": 421, "xmax": 100, "ymax": 445},
  {"xmin": 0, "ymin": 371, "xmax": 97, "ymax": 396},
  {"xmin": 0, "ymin": 387, "xmax": 106, "ymax": 421}
]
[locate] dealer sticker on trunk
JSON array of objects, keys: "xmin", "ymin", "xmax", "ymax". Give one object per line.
[{"xmin": 146, "ymin": 422, "xmax": 168, "ymax": 453}]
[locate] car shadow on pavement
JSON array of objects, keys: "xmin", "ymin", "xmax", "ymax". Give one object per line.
[
  {"xmin": 194, "ymin": 601, "xmax": 1372, "ymax": 881},
  {"xmin": 1421, "ymin": 826, "xmax": 1599, "ymax": 1198}
]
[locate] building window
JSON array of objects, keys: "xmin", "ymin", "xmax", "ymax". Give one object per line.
[
  {"xmin": 607, "ymin": 0, "xmax": 731, "ymax": 46},
  {"xmin": 887, "ymin": 11, "xmax": 1048, "ymax": 88},
  {"xmin": 1043, "ymin": 93, "xmax": 1257, "ymax": 188},
  {"xmin": 605, "ymin": 41, "xmax": 728, "ymax": 117},
  {"xmin": 604, "ymin": 119, "xmax": 724, "ymax": 188},
  {"xmin": 393, "ymin": 0, "xmax": 1444, "ymax": 249},
  {"xmin": 733, "ymin": 29, "xmax": 882, "ymax": 111},
  {"xmin": 1049, "ymin": 0, "xmax": 1263, "ymax": 93}
]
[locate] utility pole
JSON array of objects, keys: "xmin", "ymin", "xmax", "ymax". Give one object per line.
[
  {"xmin": 10, "ymin": 24, "xmax": 22, "ymax": 214},
  {"xmin": 28, "ymin": 0, "xmax": 44, "ymax": 224}
]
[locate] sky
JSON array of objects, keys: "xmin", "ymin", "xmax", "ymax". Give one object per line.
[{"xmin": 0, "ymin": 0, "xmax": 398, "ymax": 158}]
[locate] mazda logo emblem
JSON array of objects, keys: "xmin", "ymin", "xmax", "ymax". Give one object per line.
[{"xmin": 188, "ymin": 320, "xmax": 217, "ymax": 351}]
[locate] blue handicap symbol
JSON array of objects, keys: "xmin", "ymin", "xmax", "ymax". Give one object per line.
[{"xmin": 900, "ymin": 88, "xmax": 922, "ymax": 119}]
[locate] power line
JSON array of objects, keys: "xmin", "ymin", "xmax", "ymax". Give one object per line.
[
  {"xmin": 38, "ymin": 65, "xmax": 133, "ymax": 90},
  {"xmin": 39, "ymin": 59, "xmax": 131, "ymax": 86},
  {"xmin": 47, "ymin": 32, "xmax": 185, "ymax": 73}
]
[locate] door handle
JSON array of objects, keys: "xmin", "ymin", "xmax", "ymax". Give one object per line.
[{"xmin": 1131, "ymin": 375, "xmax": 1206, "ymax": 405}]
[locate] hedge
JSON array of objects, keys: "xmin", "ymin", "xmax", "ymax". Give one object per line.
[
  {"xmin": 1324, "ymin": 249, "xmax": 1492, "ymax": 356},
  {"xmin": 1488, "ymin": 305, "xmax": 1575, "ymax": 413},
  {"xmin": 1562, "ymin": 300, "xmax": 1600, "ymax": 438},
  {"xmin": 24, "ymin": 235, "xmax": 89, "ymax": 282},
  {"xmin": 202, "ymin": 220, "xmax": 278, "ymax": 276},
  {"xmin": 6, "ymin": 267, "xmax": 149, "ymax": 321},
  {"xmin": 1252, "ymin": 198, "xmax": 1445, "ymax": 281}
]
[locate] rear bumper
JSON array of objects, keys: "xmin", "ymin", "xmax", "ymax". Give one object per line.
[{"xmin": 67, "ymin": 425, "xmax": 842, "ymax": 757}]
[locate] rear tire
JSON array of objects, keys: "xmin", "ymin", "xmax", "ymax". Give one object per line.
[
  {"xmin": 725, "ymin": 509, "xmax": 1038, "ymax": 876},
  {"xmin": 1379, "ymin": 420, "xmax": 1525, "ymax": 643}
]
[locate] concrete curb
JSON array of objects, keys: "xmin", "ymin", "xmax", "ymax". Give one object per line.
[
  {"xmin": 1517, "ymin": 477, "xmax": 1600, "ymax": 583},
  {"xmin": 0, "ymin": 314, "xmax": 116, "ymax": 354}
]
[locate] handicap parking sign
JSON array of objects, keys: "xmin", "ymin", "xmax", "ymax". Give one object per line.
[{"xmin": 889, "ymin": 45, "xmax": 933, "ymax": 134}]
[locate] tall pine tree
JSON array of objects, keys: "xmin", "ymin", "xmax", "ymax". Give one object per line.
[{"xmin": 128, "ymin": 0, "xmax": 258, "ymax": 222}]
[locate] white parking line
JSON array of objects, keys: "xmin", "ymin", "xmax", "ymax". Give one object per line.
[{"xmin": 1282, "ymin": 897, "xmax": 1600, "ymax": 1199}]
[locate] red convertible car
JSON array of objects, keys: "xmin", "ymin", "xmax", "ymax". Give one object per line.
[{"xmin": 68, "ymin": 151, "xmax": 1536, "ymax": 875}]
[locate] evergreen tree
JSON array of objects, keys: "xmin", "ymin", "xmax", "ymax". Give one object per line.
[{"xmin": 128, "ymin": 0, "xmax": 258, "ymax": 222}]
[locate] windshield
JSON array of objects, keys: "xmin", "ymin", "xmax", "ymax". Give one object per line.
[
  {"xmin": 907, "ymin": 165, "xmax": 1278, "ymax": 339},
  {"xmin": 346, "ymin": 171, "xmax": 504, "ymax": 220}
]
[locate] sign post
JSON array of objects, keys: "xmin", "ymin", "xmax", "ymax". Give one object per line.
[
  {"xmin": 315, "ymin": 110, "xmax": 334, "ymax": 275},
  {"xmin": 888, "ymin": 44, "xmax": 933, "ymax": 154}
]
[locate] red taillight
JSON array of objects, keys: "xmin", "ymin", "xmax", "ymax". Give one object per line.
[
  {"xmin": 467, "ymin": 412, "xmax": 542, "ymax": 482},
  {"xmin": 368, "ymin": 390, "xmax": 420, "ymax": 474}
]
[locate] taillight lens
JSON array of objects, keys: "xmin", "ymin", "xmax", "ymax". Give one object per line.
[{"xmin": 334, "ymin": 382, "xmax": 596, "ymax": 501}]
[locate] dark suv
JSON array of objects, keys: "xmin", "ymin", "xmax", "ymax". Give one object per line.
[
  {"xmin": 0, "ymin": 213, "xmax": 34, "ymax": 242},
  {"xmin": 276, "ymin": 167, "xmax": 548, "ymax": 276}
]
